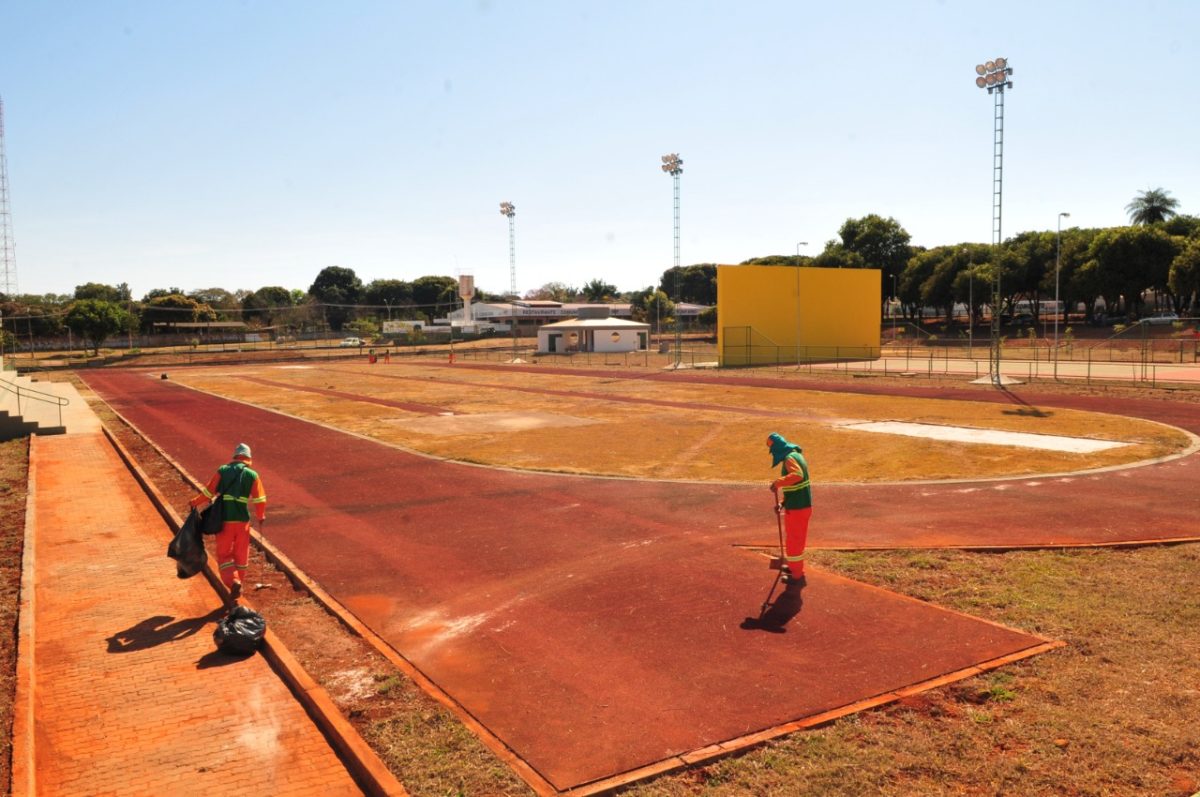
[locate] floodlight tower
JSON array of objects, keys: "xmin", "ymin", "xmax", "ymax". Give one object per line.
[
  {"xmin": 661, "ymin": 153, "xmax": 683, "ymax": 367},
  {"xmin": 974, "ymin": 57, "xmax": 1013, "ymax": 386},
  {"xmin": 499, "ymin": 201, "xmax": 517, "ymax": 360},
  {"xmin": 0, "ymin": 96, "xmax": 17, "ymax": 297}
]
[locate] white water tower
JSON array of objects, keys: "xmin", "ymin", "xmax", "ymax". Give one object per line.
[{"xmin": 458, "ymin": 274, "xmax": 476, "ymax": 324}]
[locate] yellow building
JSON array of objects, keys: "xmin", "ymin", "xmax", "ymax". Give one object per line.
[{"xmin": 717, "ymin": 265, "xmax": 881, "ymax": 366}]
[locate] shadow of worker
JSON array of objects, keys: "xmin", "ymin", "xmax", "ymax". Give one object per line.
[
  {"xmin": 740, "ymin": 581, "xmax": 804, "ymax": 634},
  {"xmin": 106, "ymin": 608, "xmax": 225, "ymax": 654}
]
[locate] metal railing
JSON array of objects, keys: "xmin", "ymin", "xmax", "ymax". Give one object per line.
[{"xmin": 0, "ymin": 376, "xmax": 69, "ymax": 428}]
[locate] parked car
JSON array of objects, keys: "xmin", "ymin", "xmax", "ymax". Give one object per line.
[
  {"xmin": 1001, "ymin": 312, "xmax": 1035, "ymax": 326},
  {"xmin": 338, "ymin": 336, "xmax": 363, "ymax": 347},
  {"xmin": 1145, "ymin": 312, "xmax": 1179, "ymax": 325}
]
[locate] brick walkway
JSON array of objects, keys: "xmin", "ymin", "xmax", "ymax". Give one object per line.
[{"xmin": 12, "ymin": 431, "xmax": 365, "ymax": 796}]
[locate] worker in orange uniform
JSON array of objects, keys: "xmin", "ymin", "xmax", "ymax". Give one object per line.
[
  {"xmin": 190, "ymin": 443, "xmax": 266, "ymax": 605},
  {"xmin": 767, "ymin": 432, "xmax": 811, "ymax": 587}
]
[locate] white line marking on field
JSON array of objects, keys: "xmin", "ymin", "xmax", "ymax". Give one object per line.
[{"xmin": 843, "ymin": 421, "xmax": 1128, "ymax": 453}]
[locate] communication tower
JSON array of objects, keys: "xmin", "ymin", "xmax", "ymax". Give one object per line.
[{"xmin": 0, "ymin": 96, "xmax": 17, "ymax": 297}]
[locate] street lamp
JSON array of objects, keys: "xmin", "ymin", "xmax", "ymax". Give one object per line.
[
  {"xmin": 974, "ymin": 56, "xmax": 1014, "ymax": 386},
  {"xmin": 795, "ymin": 242, "xmax": 808, "ymax": 366},
  {"xmin": 661, "ymin": 153, "xmax": 683, "ymax": 367},
  {"xmin": 499, "ymin": 201, "xmax": 517, "ymax": 361},
  {"xmin": 1054, "ymin": 211, "xmax": 1070, "ymax": 378},
  {"xmin": 891, "ymin": 273, "xmax": 898, "ymax": 341}
]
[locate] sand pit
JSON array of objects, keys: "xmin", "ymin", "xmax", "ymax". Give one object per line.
[{"xmin": 842, "ymin": 420, "xmax": 1130, "ymax": 453}]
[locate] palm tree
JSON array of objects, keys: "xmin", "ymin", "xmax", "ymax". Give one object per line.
[{"xmin": 1126, "ymin": 187, "xmax": 1180, "ymax": 225}]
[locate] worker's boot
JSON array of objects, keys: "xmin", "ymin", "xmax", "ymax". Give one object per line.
[{"xmin": 229, "ymin": 581, "xmax": 242, "ymax": 603}]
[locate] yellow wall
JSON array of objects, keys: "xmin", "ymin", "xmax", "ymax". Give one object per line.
[{"xmin": 717, "ymin": 265, "xmax": 881, "ymax": 365}]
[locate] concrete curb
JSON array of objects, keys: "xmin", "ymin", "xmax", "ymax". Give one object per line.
[
  {"xmin": 11, "ymin": 437, "xmax": 38, "ymax": 797},
  {"xmin": 101, "ymin": 424, "xmax": 409, "ymax": 797}
]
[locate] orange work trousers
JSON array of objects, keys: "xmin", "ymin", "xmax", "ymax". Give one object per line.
[
  {"xmin": 215, "ymin": 521, "xmax": 251, "ymax": 588},
  {"xmin": 783, "ymin": 507, "xmax": 812, "ymax": 575}
]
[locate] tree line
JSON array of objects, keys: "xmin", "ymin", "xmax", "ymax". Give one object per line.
[
  {"xmin": 0, "ymin": 264, "xmax": 718, "ymax": 354},
  {"xmin": 740, "ymin": 188, "xmax": 1198, "ymax": 326},
  {"xmin": 3, "ymin": 188, "xmax": 1191, "ymax": 353}
]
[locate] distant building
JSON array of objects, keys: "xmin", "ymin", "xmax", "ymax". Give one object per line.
[
  {"xmin": 536, "ymin": 308, "xmax": 651, "ymax": 353},
  {"xmin": 441, "ymin": 300, "xmax": 709, "ymax": 331}
]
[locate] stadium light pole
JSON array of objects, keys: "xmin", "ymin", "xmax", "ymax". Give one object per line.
[
  {"xmin": 500, "ymin": 201, "xmax": 517, "ymax": 361},
  {"xmin": 795, "ymin": 241, "xmax": 808, "ymax": 367},
  {"xmin": 661, "ymin": 153, "xmax": 683, "ymax": 367},
  {"xmin": 974, "ymin": 56, "xmax": 1013, "ymax": 386},
  {"xmin": 1054, "ymin": 211, "xmax": 1070, "ymax": 379}
]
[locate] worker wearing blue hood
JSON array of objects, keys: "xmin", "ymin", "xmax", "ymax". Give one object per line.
[{"xmin": 767, "ymin": 432, "xmax": 812, "ymax": 586}]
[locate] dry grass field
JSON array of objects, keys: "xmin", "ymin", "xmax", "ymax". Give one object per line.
[{"xmin": 164, "ymin": 360, "xmax": 1190, "ymax": 483}]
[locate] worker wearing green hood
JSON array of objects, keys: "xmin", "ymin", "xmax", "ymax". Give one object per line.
[{"xmin": 767, "ymin": 432, "xmax": 812, "ymax": 586}]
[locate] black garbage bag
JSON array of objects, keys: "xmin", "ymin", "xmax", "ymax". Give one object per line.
[
  {"xmin": 167, "ymin": 509, "xmax": 207, "ymax": 579},
  {"xmin": 214, "ymin": 606, "xmax": 267, "ymax": 655}
]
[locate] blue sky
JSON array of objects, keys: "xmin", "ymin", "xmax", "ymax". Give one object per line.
[{"xmin": 1, "ymin": 1, "xmax": 1195, "ymax": 299}]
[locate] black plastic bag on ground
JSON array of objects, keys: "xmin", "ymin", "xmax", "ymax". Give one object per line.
[
  {"xmin": 167, "ymin": 509, "xmax": 206, "ymax": 579},
  {"xmin": 214, "ymin": 606, "xmax": 267, "ymax": 655}
]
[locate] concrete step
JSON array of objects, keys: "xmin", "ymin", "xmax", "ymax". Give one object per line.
[
  {"xmin": 0, "ymin": 375, "xmax": 73, "ymax": 440},
  {"xmin": 0, "ymin": 415, "xmax": 49, "ymax": 442}
]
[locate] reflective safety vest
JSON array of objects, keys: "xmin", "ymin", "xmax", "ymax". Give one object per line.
[
  {"xmin": 778, "ymin": 451, "xmax": 812, "ymax": 511},
  {"xmin": 205, "ymin": 462, "xmax": 266, "ymax": 523}
]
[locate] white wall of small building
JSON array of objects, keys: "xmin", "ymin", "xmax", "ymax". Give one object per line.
[{"xmin": 537, "ymin": 325, "xmax": 650, "ymax": 353}]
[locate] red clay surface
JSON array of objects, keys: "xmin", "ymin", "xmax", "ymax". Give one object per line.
[
  {"xmin": 15, "ymin": 431, "xmax": 365, "ymax": 796},
  {"xmin": 78, "ymin": 367, "xmax": 1065, "ymax": 792}
]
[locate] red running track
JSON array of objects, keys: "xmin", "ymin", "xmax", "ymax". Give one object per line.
[
  {"xmin": 396, "ymin": 361, "xmax": 1200, "ymax": 549},
  {"xmin": 82, "ymin": 368, "xmax": 1063, "ymax": 792}
]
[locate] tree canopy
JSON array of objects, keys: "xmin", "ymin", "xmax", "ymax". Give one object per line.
[
  {"xmin": 1126, "ymin": 188, "xmax": 1180, "ymax": 226},
  {"xmin": 138, "ymin": 294, "xmax": 218, "ymax": 333},
  {"xmin": 411, "ymin": 276, "xmax": 459, "ymax": 321},
  {"xmin": 74, "ymin": 282, "xmax": 131, "ymax": 303},
  {"xmin": 658, "ymin": 264, "xmax": 717, "ymax": 305},
  {"xmin": 836, "ymin": 215, "xmax": 912, "ymax": 279},
  {"xmin": 581, "ymin": 279, "xmax": 618, "ymax": 302},
  {"xmin": 630, "ymin": 287, "xmax": 674, "ymax": 330},
  {"xmin": 64, "ymin": 299, "xmax": 137, "ymax": 354},
  {"xmin": 363, "ymin": 279, "xmax": 414, "ymax": 313},
  {"xmin": 525, "ymin": 282, "xmax": 578, "ymax": 302},
  {"xmin": 309, "ymin": 266, "xmax": 364, "ymax": 330},
  {"xmin": 241, "ymin": 286, "xmax": 296, "ymax": 325}
]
